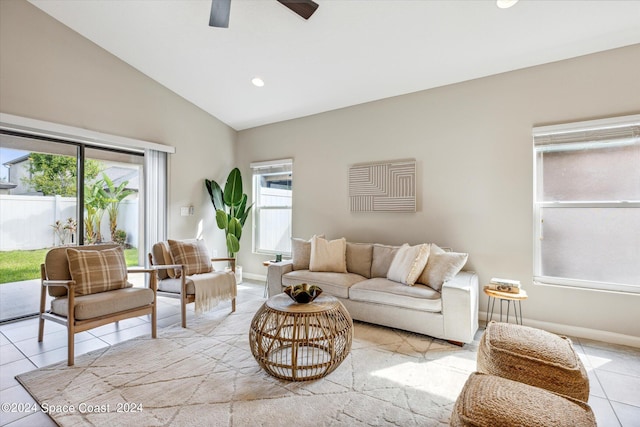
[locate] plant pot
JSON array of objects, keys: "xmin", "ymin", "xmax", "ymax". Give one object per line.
[{"xmin": 226, "ymin": 265, "xmax": 243, "ymax": 284}]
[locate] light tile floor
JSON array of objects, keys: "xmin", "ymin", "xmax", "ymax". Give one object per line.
[{"xmin": 1, "ymin": 280, "xmax": 639, "ymax": 426}]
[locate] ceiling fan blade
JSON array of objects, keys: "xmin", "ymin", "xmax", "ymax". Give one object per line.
[
  {"xmin": 209, "ymin": 0, "xmax": 231, "ymax": 28},
  {"xmin": 277, "ymin": 0, "xmax": 319, "ymax": 20}
]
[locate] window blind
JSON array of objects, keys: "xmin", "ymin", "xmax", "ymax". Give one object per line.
[{"xmin": 533, "ymin": 115, "xmax": 640, "ymax": 152}]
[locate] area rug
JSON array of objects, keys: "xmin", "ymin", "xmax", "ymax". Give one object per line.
[{"xmin": 16, "ymin": 299, "xmax": 478, "ymax": 426}]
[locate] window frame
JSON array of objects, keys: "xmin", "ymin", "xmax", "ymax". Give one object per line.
[
  {"xmin": 532, "ymin": 114, "xmax": 640, "ymax": 294},
  {"xmin": 0, "ymin": 113, "xmax": 172, "ymax": 265},
  {"xmin": 251, "ymin": 158, "xmax": 293, "ymax": 257}
]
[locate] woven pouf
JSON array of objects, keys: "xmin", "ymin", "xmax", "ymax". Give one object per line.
[
  {"xmin": 477, "ymin": 321, "xmax": 589, "ymax": 401},
  {"xmin": 451, "ymin": 372, "xmax": 596, "ymax": 427}
]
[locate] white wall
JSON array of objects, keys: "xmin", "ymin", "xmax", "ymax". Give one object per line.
[
  {"xmin": 0, "ymin": 0, "xmax": 236, "ymax": 257},
  {"xmin": 237, "ymin": 44, "xmax": 640, "ymax": 341}
]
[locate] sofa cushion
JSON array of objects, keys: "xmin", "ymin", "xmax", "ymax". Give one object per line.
[
  {"xmin": 387, "ymin": 243, "xmax": 430, "ymax": 285},
  {"xmin": 417, "ymin": 244, "xmax": 468, "ymax": 291},
  {"xmin": 346, "ymin": 242, "xmax": 373, "ymax": 278},
  {"xmin": 51, "ymin": 286, "xmax": 153, "ymax": 320},
  {"xmin": 168, "ymin": 239, "xmax": 213, "ymax": 276},
  {"xmin": 66, "ymin": 247, "xmax": 129, "ymax": 296},
  {"xmin": 283, "ymin": 270, "xmax": 365, "ymax": 299},
  {"xmin": 309, "ymin": 236, "xmax": 347, "ymax": 273},
  {"xmin": 349, "ymin": 278, "xmax": 442, "ymax": 312},
  {"xmin": 370, "ymin": 244, "xmax": 400, "ymax": 278}
]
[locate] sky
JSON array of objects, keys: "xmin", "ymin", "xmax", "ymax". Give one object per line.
[{"xmin": 0, "ymin": 148, "xmax": 28, "ymax": 181}]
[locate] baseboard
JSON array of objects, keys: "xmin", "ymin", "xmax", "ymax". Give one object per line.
[
  {"xmin": 480, "ymin": 312, "xmax": 640, "ymax": 348},
  {"xmin": 243, "ymin": 272, "xmax": 266, "ymax": 282}
]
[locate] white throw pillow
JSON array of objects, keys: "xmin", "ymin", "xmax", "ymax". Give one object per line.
[
  {"xmin": 418, "ymin": 243, "xmax": 468, "ymax": 291},
  {"xmin": 387, "ymin": 243, "xmax": 431, "ymax": 285},
  {"xmin": 291, "ymin": 234, "xmax": 325, "ymax": 270},
  {"xmin": 309, "ymin": 236, "xmax": 347, "ymax": 273}
]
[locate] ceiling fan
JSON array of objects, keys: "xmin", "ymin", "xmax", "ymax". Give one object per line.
[{"xmin": 209, "ymin": 0, "xmax": 319, "ymax": 28}]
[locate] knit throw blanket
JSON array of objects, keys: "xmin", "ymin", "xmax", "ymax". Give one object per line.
[{"xmin": 191, "ymin": 272, "xmax": 236, "ymax": 314}]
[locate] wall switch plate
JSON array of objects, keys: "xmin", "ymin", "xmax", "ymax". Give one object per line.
[{"xmin": 180, "ymin": 206, "xmax": 194, "ymax": 216}]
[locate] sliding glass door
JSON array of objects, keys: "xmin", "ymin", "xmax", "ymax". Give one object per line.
[
  {"xmin": 85, "ymin": 147, "xmax": 144, "ymax": 265},
  {"xmin": 0, "ymin": 132, "xmax": 145, "ymax": 321}
]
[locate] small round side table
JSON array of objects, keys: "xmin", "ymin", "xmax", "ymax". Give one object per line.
[
  {"xmin": 249, "ymin": 294, "xmax": 353, "ymax": 381},
  {"xmin": 484, "ymin": 287, "xmax": 528, "ymax": 325}
]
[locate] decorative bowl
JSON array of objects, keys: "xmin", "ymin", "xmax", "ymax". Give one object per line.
[{"xmin": 284, "ymin": 283, "xmax": 323, "ymax": 304}]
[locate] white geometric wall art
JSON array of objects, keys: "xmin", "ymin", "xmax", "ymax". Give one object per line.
[{"xmin": 349, "ymin": 159, "xmax": 416, "ymax": 212}]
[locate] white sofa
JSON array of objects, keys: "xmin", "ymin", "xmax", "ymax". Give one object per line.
[{"xmin": 268, "ymin": 240, "xmax": 479, "ymax": 344}]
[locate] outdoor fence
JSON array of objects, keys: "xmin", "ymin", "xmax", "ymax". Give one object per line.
[{"xmin": 0, "ymin": 195, "xmax": 138, "ymax": 251}]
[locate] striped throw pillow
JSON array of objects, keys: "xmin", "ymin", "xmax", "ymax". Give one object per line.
[
  {"xmin": 168, "ymin": 239, "xmax": 213, "ymax": 276},
  {"xmin": 66, "ymin": 247, "xmax": 128, "ymax": 296}
]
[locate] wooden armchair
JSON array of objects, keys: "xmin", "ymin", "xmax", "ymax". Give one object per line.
[
  {"xmin": 38, "ymin": 244, "xmax": 157, "ymax": 366},
  {"xmin": 149, "ymin": 239, "xmax": 237, "ymax": 328}
]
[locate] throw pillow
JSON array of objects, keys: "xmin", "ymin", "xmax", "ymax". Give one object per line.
[
  {"xmin": 346, "ymin": 242, "xmax": 373, "ymax": 278},
  {"xmin": 168, "ymin": 239, "xmax": 213, "ymax": 276},
  {"xmin": 370, "ymin": 244, "xmax": 400, "ymax": 278},
  {"xmin": 418, "ymin": 243, "xmax": 468, "ymax": 291},
  {"xmin": 291, "ymin": 234, "xmax": 324, "ymax": 270},
  {"xmin": 309, "ymin": 236, "xmax": 347, "ymax": 273},
  {"xmin": 387, "ymin": 243, "xmax": 431, "ymax": 285},
  {"xmin": 67, "ymin": 247, "xmax": 128, "ymax": 296}
]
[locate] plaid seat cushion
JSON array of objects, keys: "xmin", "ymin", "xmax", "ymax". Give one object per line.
[
  {"xmin": 168, "ymin": 239, "xmax": 213, "ymax": 276},
  {"xmin": 66, "ymin": 247, "xmax": 128, "ymax": 296},
  {"xmin": 51, "ymin": 286, "xmax": 152, "ymax": 320}
]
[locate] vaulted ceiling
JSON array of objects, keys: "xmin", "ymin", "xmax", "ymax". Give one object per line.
[{"xmin": 29, "ymin": 0, "xmax": 640, "ymax": 130}]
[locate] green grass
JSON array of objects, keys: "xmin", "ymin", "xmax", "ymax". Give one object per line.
[{"xmin": 0, "ymin": 247, "xmax": 139, "ymax": 284}]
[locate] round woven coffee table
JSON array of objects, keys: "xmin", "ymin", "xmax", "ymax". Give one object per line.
[{"xmin": 249, "ymin": 294, "xmax": 353, "ymax": 381}]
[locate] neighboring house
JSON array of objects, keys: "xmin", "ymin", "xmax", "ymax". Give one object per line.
[
  {"xmin": 0, "ymin": 181, "xmax": 17, "ymax": 195},
  {"xmin": 2, "ymin": 154, "xmax": 34, "ymax": 195},
  {"xmin": 2, "ymin": 154, "xmax": 139, "ymax": 196}
]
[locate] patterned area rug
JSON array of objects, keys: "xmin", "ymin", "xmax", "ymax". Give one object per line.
[{"xmin": 16, "ymin": 299, "xmax": 479, "ymax": 426}]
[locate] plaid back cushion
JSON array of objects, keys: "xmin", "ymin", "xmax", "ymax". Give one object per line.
[
  {"xmin": 168, "ymin": 239, "xmax": 213, "ymax": 276},
  {"xmin": 66, "ymin": 247, "xmax": 128, "ymax": 296}
]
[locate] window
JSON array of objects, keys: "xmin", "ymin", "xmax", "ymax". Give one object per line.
[
  {"xmin": 533, "ymin": 114, "xmax": 640, "ymax": 294},
  {"xmin": 251, "ymin": 159, "xmax": 293, "ymax": 256}
]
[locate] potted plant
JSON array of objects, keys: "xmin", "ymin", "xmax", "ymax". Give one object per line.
[
  {"xmin": 205, "ymin": 168, "xmax": 253, "ymax": 282},
  {"xmin": 51, "ymin": 217, "xmax": 77, "ymax": 246},
  {"xmin": 113, "ymin": 229, "xmax": 127, "ymax": 247}
]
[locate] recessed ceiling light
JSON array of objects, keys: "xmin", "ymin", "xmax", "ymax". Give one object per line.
[
  {"xmin": 496, "ymin": 0, "xmax": 519, "ymax": 9},
  {"xmin": 251, "ymin": 77, "xmax": 265, "ymax": 87}
]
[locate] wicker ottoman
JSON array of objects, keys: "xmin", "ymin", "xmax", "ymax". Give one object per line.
[
  {"xmin": 477, "ymin": 321, "xmax": 589, "ymax": 401},
  {"xmin": 451, "ymin": 372, "xmax": 596, "ymax": 427}
]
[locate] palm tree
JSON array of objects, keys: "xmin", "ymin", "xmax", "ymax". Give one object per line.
[
  {"xmin": 102, "ymin": 173, "xmax": 134, "ymax": 241},
  {"xmin": 84, "ymin": 179, "xmax": 108, "ymax": 243}
]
